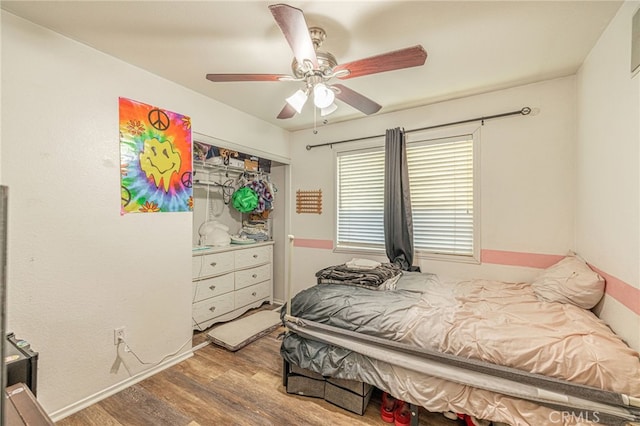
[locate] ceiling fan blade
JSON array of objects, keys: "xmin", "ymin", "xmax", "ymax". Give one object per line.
[
  {"xmin": 277, "ymin": 103, "xmax": 297, "ymax": 119},
  {"xmin": 269, "ymin": 4, "xmax": 318, "ymax": 68},
  {"xmin": 206, "ymin": 73, "xmax": 291, "ymax": 82},
  {"xmin": 334, "ymin": 45, "xmax": 427, "ymax": 80},
  {"xmin": 333, "ymin": 84, "xmax": 382, "ymax": 115}
]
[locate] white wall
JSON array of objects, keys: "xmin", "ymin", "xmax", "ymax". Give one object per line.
[
  {"xmin": 1, "ymin": 11, "xmax": 289, "ymax": 418},
  {"xmin": 288, "ymin": 77, "xmax": 577, "ymax": 295},
  {"xmin": 576, "ymin": 1, "xmax": 640, "ymax": 350}
]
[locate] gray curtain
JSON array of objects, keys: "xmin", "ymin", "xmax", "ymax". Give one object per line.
[{"xmin": 384, "ymin": 127, "xmax": 414, "ymax": 270}]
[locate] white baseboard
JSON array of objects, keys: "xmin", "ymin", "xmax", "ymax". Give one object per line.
[
  {"xmin": 192, "ymin": 340, "xmax": 209, "ymax": 351},
  {"xmin": 49, "ymin": 349, "xmax": 194, "ymax": 422}
]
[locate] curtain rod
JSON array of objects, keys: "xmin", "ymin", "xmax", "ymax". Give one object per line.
[{"xmin": 305, "ymin": 106, "xmax": 532, "ymax": 150}]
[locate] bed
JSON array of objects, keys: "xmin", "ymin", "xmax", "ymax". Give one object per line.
[{"xmin": 280, "ymin": 255, "xmax": 640, "ymax": 425}]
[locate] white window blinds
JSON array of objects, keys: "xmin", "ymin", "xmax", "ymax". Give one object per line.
[
  {"xmin": 336, "ymin": 149, "xmax": 385, "ymax": 249},
  {"xmin": 407, "ymin": 136, "xmax": 474, "ymax": 256},
  {"xmin": 336, "ymin": 134, "xmax": 476, "ymax": 258}
]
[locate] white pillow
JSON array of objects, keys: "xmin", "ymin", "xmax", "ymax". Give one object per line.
[{"xmin": 531, "ymin": 254, "xmax": 604, "ymax": 309}]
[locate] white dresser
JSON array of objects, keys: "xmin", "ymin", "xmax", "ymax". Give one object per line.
[{"xmin": 191, "ymin": 241, "xmax": 274, "ymax": 331}]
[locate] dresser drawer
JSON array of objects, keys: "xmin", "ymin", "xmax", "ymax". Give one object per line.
[
  {"xmin": 193, "ymin": 292, "xmax": 234, "ymax": 325},
  {"xmin": 234, "ymin": 245, "xmax": 272, "ymax": 269},
  {"xmin": 235, "ymin": 281, "xmax": 271, "ymax": 308},
  {"xmin": 191, "ymin": 256, "xmax": 202, "ymax": 280},
  {"xmin": 196, "ymin": 251, "xmax": 235, "ymax": 278},
  {"xmin": 235, "ymin": 264, "xmax": 271, "ymax": 290},
  {"xmin": 193, "ymin": 273, "xmax": 234, "ymax": 303}
]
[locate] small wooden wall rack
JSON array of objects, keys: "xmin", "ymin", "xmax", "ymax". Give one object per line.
[{"xmin": 296, "ymin": 189, "xmax": 322, "ymax": 214}]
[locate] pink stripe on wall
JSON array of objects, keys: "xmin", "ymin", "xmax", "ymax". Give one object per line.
[
  {"xmin": 480, "ymin": 249, "xmax": 564, "ymax": 269},
  {"xmin": 293, "ymin": 238, "xmax": 334, "ymax": 250},
  {"xmin": 589, "ymin": 265, "xmax": 640, "ymax": 315}
]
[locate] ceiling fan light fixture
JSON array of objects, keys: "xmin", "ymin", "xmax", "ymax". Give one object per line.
[
  {"xmin": 206, "ymin": 5, "xmax": 427, "ymax": 121},
  {"xmin": 313, "ymin": 83, "xmax": 335, "ymax": 108},
  {"xmin": 286, "ymin": 89, "xmax": 308, "ymax": 114},
  {"xmin": 320, "ymin": 103, "xmax": 338, "ymax": 117}
]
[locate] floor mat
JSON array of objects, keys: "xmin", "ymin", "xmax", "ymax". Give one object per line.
[{"xmin": 207, "ymin": 310, "xmax": 282, "ymax": 351}]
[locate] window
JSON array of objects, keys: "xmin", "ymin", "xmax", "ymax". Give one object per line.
[
  {"xmin": 336, "ymin": 133, "xmax": 478, "ymax": 261},
  {"xmin": 336, "ymin": 148, "xmax": 386, "ymax": 250}
]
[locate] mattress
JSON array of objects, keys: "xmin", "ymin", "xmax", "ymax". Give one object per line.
[{"xmin": 280, "ymin": 272, "xmax": 640, "ymax": 425}]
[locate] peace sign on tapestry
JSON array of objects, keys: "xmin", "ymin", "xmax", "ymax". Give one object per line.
[{"xmin": 119, "ymin": 97, "xmax": 193, "ymax": 214}]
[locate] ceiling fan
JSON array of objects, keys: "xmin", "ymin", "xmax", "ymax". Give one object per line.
[{"xmin": 205, "ymin": 3, "xmax": 428, "ymax": 120}]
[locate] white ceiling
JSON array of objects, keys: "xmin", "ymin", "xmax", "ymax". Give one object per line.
[{"xmin": 1, "ymin": 1, "xmax": 622, "ymax": 131}]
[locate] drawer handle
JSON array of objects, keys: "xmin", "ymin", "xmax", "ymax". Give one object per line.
[
  {"xmin": 209, "ymin": 285, "xmax": 216, "ymax": 291},
  {"xmin": 210, "ymin": 262, "xmax": 217, "ymax": 267},
  {"xmin": 252, "ymin": 254, "xmax": 258, "ymax": 258},
  {"xmin": 209, "ymin": 306, "xmax": 216, "ymax": 312},
  {"xmin": 251, "ymin": 292, "xmax": 257, "ymax": 297},
  {"xmin": 252, "ymin": 274, "xmax": 257, "ymax": 279}
]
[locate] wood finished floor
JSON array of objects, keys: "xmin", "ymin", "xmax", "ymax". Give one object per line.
[{"xmin": 58, "ymin": 307, "xmax": 464, "ymax": 426}]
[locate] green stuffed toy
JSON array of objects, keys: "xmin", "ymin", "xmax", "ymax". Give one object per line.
[{"xmin": 232, "ymin": 186, "xmax": 258, "ymax": 213}]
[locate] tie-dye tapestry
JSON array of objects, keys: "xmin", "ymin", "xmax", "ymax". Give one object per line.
[{"xmin": 119, "ymin": 97, "xmax": 193, "ymax": 214}]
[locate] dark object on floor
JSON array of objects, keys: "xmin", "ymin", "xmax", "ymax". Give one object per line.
[
  {"xmin": 6, "ymin": 332, "xmax": 39, "ymax": 395},
  {"xmin": 283, "ymin": 359, "xmax": 373, "ymax": 415}
]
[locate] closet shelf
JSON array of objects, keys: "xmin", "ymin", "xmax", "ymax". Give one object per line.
[
  {"xmin": 194, "ymin": 163, "xmax": 269, "ymax": 181},
  {"xmin": 194, "ymin": 162, "xmax": 245, "ymax": 173}
]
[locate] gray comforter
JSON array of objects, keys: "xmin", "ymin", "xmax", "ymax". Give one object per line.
[{"xmin": 283, "ymin": 280, "xmax": 419, "ymax": 336}]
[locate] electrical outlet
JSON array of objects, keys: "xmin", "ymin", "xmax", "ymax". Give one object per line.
[{"xmin": 114, "ymin": 327, "xmax": 126, "ymax": 345}]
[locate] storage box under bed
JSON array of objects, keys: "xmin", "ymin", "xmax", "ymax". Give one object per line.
[{"xmin": 283, "ymin": 360, "xmax": 373, "ymax": 415}]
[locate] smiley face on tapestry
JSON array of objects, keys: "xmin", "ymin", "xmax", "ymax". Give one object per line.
[
  {"xmin": 119, "ymin": 97, "xmax": 193, "ymax": 214},
  {"xmin": 139, "ymin": 137, "xmax": 182, "ymax": 192}
]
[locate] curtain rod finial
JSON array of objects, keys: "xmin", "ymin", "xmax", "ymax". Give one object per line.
[
  {"xmin": 306, "ymin": 145, "xmax": 311, "ymax": 150},
  {"xmin": 521, "ymin": 107, "xmax": 532, "ymax": 115}
]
